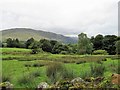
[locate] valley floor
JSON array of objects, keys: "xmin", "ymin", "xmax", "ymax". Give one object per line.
[{"xmin": 1, "ymin": 48, "xmax": 119, "ymax": 88}]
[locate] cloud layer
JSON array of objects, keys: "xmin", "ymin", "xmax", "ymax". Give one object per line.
[{"xmin": 0, "ymin": 0, "xmax": 119, "ymax": 37}]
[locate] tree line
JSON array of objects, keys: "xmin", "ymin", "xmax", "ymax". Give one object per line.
[{"xmin": 1, "ymin": 33, "xmax": 120, "ymax": 55}]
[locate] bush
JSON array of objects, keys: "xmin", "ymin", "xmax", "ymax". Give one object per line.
[{"xmin": 92, "ymin": 50, "xmax": 108, "ymax": 55}]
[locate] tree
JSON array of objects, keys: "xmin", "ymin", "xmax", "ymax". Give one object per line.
[
  {"xmin": 115, "ymin": 40, "xmax": 120, "ymax": 55},
  {"xmin": 103, "ymin": 35, "xmax": 117, "ymax": 55},
  {"xmin": 52, "ymin": 43, "xmax": 69, "ymax": 54},
  {"xmin": 39, "ymin": 39, "xmax": 52, "ymax": 52},
  {"xmin": 78, "ymin": 33, "xmax": 93, "ymax": 54},
  {"xmin": 25, "ymin": 38, "xmax": 34, "ymax": 49},
  {"xmin": 6, "ymin": 38, "xmax": 13, "ymax": 47},
  {"xmin": 93, "ymin": 34, "xmax": 104, "ymax": 50},
  {"xmin": 50, "ymin": 40, "xmax": 58, "ymax": 49}
]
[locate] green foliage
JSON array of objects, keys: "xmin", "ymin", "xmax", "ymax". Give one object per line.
[
  {"xmin": 2, "ymin": 48, "xmax": 119, "ymax": 88},
  {"xmin": 31, "ymin": 48, "xmax": 43, "ymax": 54},
  {"xmin": 2, "ymin": 74, "xmax": 11, "ymax": 82},
  {"xmin": 46, "ymin": 62, "xmax": 63, "ymax": 78},
  {"xmin": 91, "ymin": 34, "xmax": 118, "ymax": 55},
  {"xmin": 46, "ymin": 62, "xmax": 64, "ymax": 83},
  {"xmin": 115, "ymin": 40, "xmax": 120, "ymax": 55},
  {"xmin": 6, "ymin": 38, "xmax": 20, "ymax": 48},
  {"xmin": 78, "ymin": 33, "xmax": 93, "ymax": 54},
  {"xmin": 90, "ymin": 63, "xmax": 105, "ymax": 77},
  {"xmin": 102, "ymin": 35, "xmax": 117, "ymax": 55},
  {"xmin": 39, "ymin": 39, "xmax": 52, "ymax": 52},
  {"xmin": 50, "ymin": 40, "xmax": 58, "ymax": 49},
  {"xmin": 92, "ymin": 34, "xmax": 104, "ymax": 50},
  {"xmin": 25, "ymin": 38, "xmax": 34, "ymax": 49},
  {"xmin": 31, "ymin": 70, "xmax": 41, "ymax": 77},
  {"xmin": 52, "ymin": 42, "xmax": 69, "ymax": 54},
  {"xmin": 62, "ymin": 68, "xmax": 76, "ymax": 79},
  {"xmin": 92, "ymin": 50, "xmax": 108, "ymax": 55},
  {"xmin": 18, "ymin": 73, "xmax": 34, "ymax": 86}
]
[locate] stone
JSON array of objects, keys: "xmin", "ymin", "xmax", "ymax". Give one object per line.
[
  {"xmin": 37, "ymin": 82, "xmax": 49, "ymax": 89},
  {"xmin": 111, "ymin": 73, "xmax": 120, "ymax": 85},
  {"xmin": 71, "ymin": 77, "xmax": 85, "ymax": 84}
]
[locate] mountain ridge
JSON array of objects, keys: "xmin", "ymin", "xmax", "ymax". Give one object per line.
[{"xmin": 1, "ymin": 28, "xmax": 78, "ymax": 43}]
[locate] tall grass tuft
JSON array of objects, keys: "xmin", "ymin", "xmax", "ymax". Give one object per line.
[
  {"xmin": 46, "ymin": 62, "xmax": 77, "ymax": 83},
  {"xmin": 90, "ymin": 63, "xmax": 105, "ymax": 77},
  {"xmin": 62, "ymin": 68, "xmax": 76, "ymax": 79},
  {"xmin": 31, "ymin": 70, "xmax": 41, "ymax": 77},
  {"xmin": 46, "ymin": 62, "xmax": 63, "ymax": 83},
  {"xmin": 18, "ymin": 73, "xmax": 34, "ymax": 85},
  {"xmin": 2, "ymin": 74, "xmax": 11, "ymax": 82}
]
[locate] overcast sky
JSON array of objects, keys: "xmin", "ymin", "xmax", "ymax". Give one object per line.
[{"xmin": 0, "ymin": 0, "xmax": 119, "ymax": 37}]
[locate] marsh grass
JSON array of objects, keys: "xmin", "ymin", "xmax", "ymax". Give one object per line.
[
  {"xmin": 90, "ymin": 63, "xmax": 105, "ymax": 77},
  {"xmin": 62, "ymin": 68, "xmax": 76, "ymax": 79},
  {"xmin": 2, "ymin": 74, "xmax": 11, "ymax": 82},
  {"xmin": 18, "ymin": 73, "xmax": 34, "ymax": 85},
  {"xmin": 31, "ymin": 70, "xmax": 41, "ymax": 77}
]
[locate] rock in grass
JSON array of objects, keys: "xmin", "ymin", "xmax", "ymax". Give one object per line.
[
  {"xmin": 37, "ymin": 82, "xmax": 49, "ymax": 89},
  {"xmin": 111, "ymin": 73, "xmax": 120, "ymax": 85},
  {"xmin": 0, "ymin": 82, "xmax": 13, "ymax": 89},
  {"xmin": 71, "ymin": 77, "xmax": 85, "ymax": 84}
]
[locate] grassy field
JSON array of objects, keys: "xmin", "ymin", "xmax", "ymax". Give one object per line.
[{"xmin": 1, "ymin": 48, "xmax": 119, "ymax": 88}]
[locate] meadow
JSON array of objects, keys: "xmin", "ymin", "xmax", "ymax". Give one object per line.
[{"xmin": 1, "ymin": 48, "xmax": 119, "ymax": 88}]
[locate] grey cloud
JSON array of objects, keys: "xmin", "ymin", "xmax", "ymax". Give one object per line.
[{"xmin": 0, "ymin": 0, "xmax": 119, "ymax": 37}]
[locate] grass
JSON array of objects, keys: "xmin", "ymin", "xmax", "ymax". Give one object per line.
[{"xmin": 1, "ymin": 48, "xmax": 119, "ymax": 88}]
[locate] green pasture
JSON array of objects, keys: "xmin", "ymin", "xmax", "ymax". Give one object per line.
[{"xmin": 1, "ymin": 48, "xmax": 119, "ymax": 88}]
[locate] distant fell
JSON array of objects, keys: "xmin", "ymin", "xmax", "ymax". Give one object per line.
[{"xmin": 1, "ymin": 28, "xmax": 78, "ymax": 43}]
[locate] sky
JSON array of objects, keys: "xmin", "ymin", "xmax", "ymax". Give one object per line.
[{"xmin": 0, "ymin": 0, "xmax": 119, "ymax": 37}]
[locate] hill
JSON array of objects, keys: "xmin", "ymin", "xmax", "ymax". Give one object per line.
[{"xmin": 1, "ymin": 28, "xmax": 78, "ymax": 43}]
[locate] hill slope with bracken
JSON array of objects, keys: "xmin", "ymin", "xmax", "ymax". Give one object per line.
[{"xmin": 1, "ymin": 28, "xmax": 78, "ymax": 43}]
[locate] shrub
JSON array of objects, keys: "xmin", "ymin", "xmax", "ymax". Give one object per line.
[
  {"xmin": 90, "ymin": 63, "xmax": 105, "ymax": 77},
  {"xmin": 92, "ymin": 50, "xmax": 108, "ymax": 55}
]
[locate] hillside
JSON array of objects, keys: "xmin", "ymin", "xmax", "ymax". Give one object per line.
[{"xmin": 1, "ymin": 28, "xmax": 78, "ymax": 43}]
